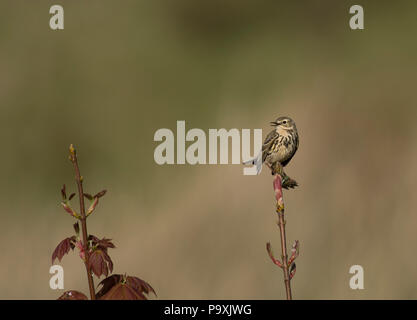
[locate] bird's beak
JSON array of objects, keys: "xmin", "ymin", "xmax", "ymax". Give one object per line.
[{"xmin": 270, "ymin": 121, "xmax": 278, "ymax": 126}]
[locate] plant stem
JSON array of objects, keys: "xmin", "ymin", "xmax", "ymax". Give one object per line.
[
  {"xmin": 69, "ymin": 144, "xmax": 96, "ymax": 300},
  {"xmin": 277, "ymin": 211, "xmax": 292, "ymax": 300},
  {"xmin": 274, "ymin": 174, "xmax": 292, "ymax": 300}
]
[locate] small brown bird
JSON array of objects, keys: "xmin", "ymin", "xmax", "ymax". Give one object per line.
[{"xmin": 243, "ymin": 116, "xmax": 299, "ymax": 175}]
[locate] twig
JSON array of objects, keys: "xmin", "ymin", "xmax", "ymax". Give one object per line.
[
  {"xmin": 69, "ymin": 144, "xmax": 96, "ymax": 300},
  {"xmin": 274, "ymin": 174, "xmax": 292, "ymax": 300},
  {"xmin": 54, "ymin": 145, "xmax": 155, "ymax": 300},
  {"xmin": 266, "ymin": 163, "xmax": 300, "ymax": 300}
]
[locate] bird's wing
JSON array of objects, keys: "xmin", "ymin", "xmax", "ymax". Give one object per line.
[{"xmin": 262, "ymin": 129, "xmax": 279, "ymax": 161}]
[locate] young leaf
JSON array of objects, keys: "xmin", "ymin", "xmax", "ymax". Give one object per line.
[
  {"xmin": 73, "ymin": 222, "xmax": 80, "ymax": 235},
  {"xmin": 88, "ymin": 249, "xmax": 113, "ymax": 278},
  {"xmin": 89, "ymin": 235, "xmax": 116, "ymax": 251},
  {"xmin": 83, "ymin": 193, "xmax": 93, "ymax": 201},
  {"xmin": 52, "ymin": 236, "xmax": 76, "ymax": 264},
  {"xmin": 96, "ymin": 274, "xmax": 156, "ymax": 300},
  {"xmin": 126, "ymin": 275, "xmax": 157, "ymax": 298},
  {"xmin": 289, "ymin": 262, "xmax": 297, "ymax": 280},
  {"xmin": 61, "ymin": 185, "xmax": 67, "ymax": 200},
  {"xmin": 57, "ymin": 290, "xmax": 88, "ymax": 300},
  {"xmin": 95, "ymin": 274, "xmax": 122, "ymax": 298},
  {"xmin": 61, "ymin": 202, "xmax": 77, "ymax": 217},
  {"xmin": 288, "ymin": 240, "xmax": 300, "ymax": 266},
  {"xmin": 94, "ymin": 190, "xmax": 107, "ymax": 199},
  {"xmin": 266, "ymin": 242, "xmax": 282, "ymax": 268}
]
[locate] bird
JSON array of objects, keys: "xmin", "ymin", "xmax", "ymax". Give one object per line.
[{"xmin": 243, "ymin": 116, "xmax": 299, "ymax": 176}]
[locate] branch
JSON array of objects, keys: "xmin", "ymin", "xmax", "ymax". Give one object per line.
[
  {"xmin": 274, "ymin": 174, "xmax": 292, "ymax": 300},
  {"xmin": 69, "ymin": 144, "xmax": 96, "ymax": 300},
  {"xmin": 266, "ymin": 168, "xmax": 300, "ymax": 300}
]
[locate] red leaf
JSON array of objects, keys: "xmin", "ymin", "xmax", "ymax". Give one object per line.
[
  {"xmin": 89, "ymin": 235, "xmax": 116, "ymax": 251},
  {"xmin": 98, "ymin": 238, "xmax": 116, "ymax": 250},
  {"xmin": 88, "ymin": 249, "xmax": 113, "ymax": 278},
  {"xmin": 266, "ymin": 242, "xmax": 282, "ymax": 268},
  {"xmin": 52, "ymin": 237, "xmax": 76, "ymax": 264},
  {"xmin": 61, "ymin": 202, "xmax": 75, "ymax": 217},
  {"xmin": 289, "ymin": 263, "xmax": 297, "ymax": 280},
  {"xmin": 126, "ymin": 276, "xmax": 156, "ymax": 297},
  {"xmin": 57, "ymin": 290, "xmax": 88, "ymax": 300},
  {"xmin": 102, "ymin": 250, "xmax": 113, "ymax": 274},
  {"xmin": 88, "ymin": 234, "xmax": 100, "ymax": 243},
  {"xmin": 95, "ymin": 274, "xmax": 122, "ymax": 298},
  {"xmin": 96, "ymin": 274, "xmax": 156, "ymax": 300},
  {"xmin": 99, "ymin": 283, "xmax": 144, "ymax": 300},
  {"xmin": 288, "ymin": 240, "xmax": 300, "ymax": 266},
  {"xmin": 83, "ymin": 193, "xmax": 93, "ymax": 201},
  {"xmin": 61, "ymin": 185, "xmax": 67, "ymax": 200},
  {"xmin": 94, "ymin": 190, "xmax": 107, "ymax": 198},
  {"xmin": 73, "ymin": 222, "xmax": 80, "ymax": 235}
]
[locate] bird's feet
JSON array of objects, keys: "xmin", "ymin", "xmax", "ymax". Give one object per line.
[{"xmin": 271, "ymin": 162, "xmax": 298, "ymax": 189}]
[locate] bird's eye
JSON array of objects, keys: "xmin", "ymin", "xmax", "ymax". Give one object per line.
[{"xmin": 283, "ymin": 120, "xmax": 287, "ymax": 124}]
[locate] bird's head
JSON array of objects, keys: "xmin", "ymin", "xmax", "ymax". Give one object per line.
[{"xmin": 270, "ymin": 116, "xmax": 296, "ymax": 130}]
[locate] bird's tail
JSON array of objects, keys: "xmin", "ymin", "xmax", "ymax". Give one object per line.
[{"xmin": 242, "ymin": 151, "xmax": 263, "ymax": 175}]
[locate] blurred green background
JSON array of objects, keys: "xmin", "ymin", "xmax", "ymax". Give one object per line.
[{"xmin": 0, "ymin": 1, "xmax": 416, "ymax": 299}]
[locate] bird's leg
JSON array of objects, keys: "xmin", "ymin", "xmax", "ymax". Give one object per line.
[
  {"xmin": 271, "ymin": 162, "xmax": 298, "ymax": 190},
  {"xmin": 272, "ymin": 162, "xmax": 284, "ymax": 177}
]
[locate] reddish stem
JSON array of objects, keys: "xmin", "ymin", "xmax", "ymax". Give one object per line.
[
  {"xmin": 69, "ymin": 145, "xmax": 96, "ymax": 300},
  {"xmin": 273, "ymin": 174, "xmax": 292, "ymax": 300}
]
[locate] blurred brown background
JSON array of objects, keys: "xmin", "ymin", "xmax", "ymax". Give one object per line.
[{"xmin": 0, "ymin": 1, "xmax": 416, "ymax": 299}]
